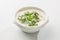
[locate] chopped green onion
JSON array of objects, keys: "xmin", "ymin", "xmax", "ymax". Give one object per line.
[{"xmin": 18, "ymin": 11, "xmax": 40, "ymax": 26}]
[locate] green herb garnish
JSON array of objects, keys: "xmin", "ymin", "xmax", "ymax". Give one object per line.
[{"xmin": 18, "ymin": 11, "xmax": 40, "ymax": 26}]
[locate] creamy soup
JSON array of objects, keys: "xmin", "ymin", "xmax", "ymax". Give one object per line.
[{"xmin": 16, "ymin": 9, "xmax": 46, "ymax": 27}]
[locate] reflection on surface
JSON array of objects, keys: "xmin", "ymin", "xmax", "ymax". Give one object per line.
[{"xmin": 21, "ymin": 31, "xmax": 39, "ymax": 40}]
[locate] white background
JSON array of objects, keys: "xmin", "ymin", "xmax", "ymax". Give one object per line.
[{"xmin": 0, "ymin": 0, "xmax": 59, "ymax": 40}]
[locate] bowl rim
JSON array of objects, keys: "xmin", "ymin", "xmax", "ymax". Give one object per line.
[{"xmin": 15, "ymin": 6, "xmax": 48, "ymax": 29}]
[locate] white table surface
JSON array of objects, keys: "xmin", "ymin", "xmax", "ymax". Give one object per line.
[{"xmin": 0, "ymin": 0, "xmax": 60, "ymax": 40}]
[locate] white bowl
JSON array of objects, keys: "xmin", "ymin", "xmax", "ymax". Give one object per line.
[{"xmin": 15, "ymin": 7, "xmax": 48, "ymax": 33}]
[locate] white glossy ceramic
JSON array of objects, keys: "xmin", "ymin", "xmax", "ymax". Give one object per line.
[{"xmin": 15, "ymin": 7, "xmax": 48, "ymax": 33}]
